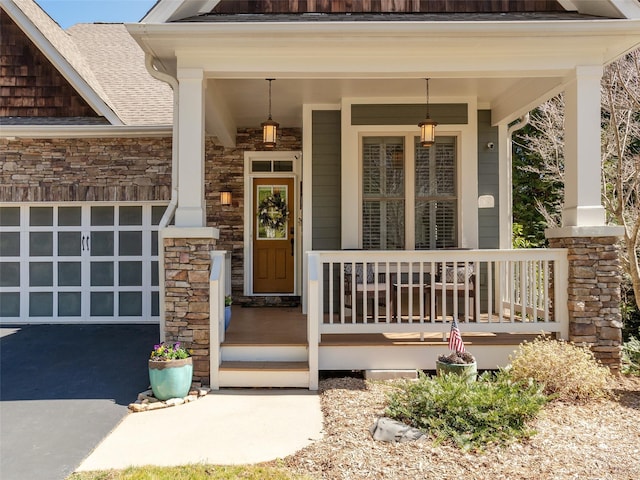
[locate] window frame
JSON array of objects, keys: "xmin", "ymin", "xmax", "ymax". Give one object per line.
[{"xmin": 359, "ymin": 131, "xmax": 461, "ymax": 250}]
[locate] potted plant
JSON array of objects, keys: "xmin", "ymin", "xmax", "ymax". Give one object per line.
[
  {"xmin": 436, "ymin": 318, "xmax": 477, "ymax": 381},
  {"xmin": 436, "ymin": 350, "xmax": 477, "ymax": 382},
  {"xmin": 148, "ymin": 342, "xmax": 193, "ymax": 401},
  {"xmin": 224, "ymin": 295, "xmax": 233, "ymax": 331}
]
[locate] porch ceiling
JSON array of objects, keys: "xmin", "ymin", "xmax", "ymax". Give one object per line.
[
  {"xmin": 211, "ymin": 77, "xmax": 552, "ymax": 129},
  {"xmin": 128, "ymin": 18, "xmax": 640, "ymax": 136}
]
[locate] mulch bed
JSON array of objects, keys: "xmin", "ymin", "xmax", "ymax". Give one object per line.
[{"xmin": 281, "ymin": 375, "xmax": 640, "ymax": 480}]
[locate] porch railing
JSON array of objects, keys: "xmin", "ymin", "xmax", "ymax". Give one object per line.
[{"xmin": 307, "ymin": 249, "xmax": 568, "ymax": 338}]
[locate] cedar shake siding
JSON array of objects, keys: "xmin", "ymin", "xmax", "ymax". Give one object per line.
[
  {"xmin": 0, "ymin": 9, "xmax": 100, "ymax": 119},
  {"xmin": 0, "ymin": 137, "xmax": 172, "ymax": 202},
  {"xmin": 211, "ymin": 0, "xmax": 565, "ymax": 14}
]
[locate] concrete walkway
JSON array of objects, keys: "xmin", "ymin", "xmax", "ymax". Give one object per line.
[{"xmin": 77, "ymin": 389, "xmax": 323, "ymax": 470}]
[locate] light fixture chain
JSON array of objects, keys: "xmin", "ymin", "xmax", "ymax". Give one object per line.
[
  {"xmin": 426, "ymin": 77, "xmax": 430, "ymax": 119},
  {"xmin": 267, "ymin": 78, "xmax": 274, "ymax": 120}
]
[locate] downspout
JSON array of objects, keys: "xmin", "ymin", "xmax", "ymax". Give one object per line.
[
  {"xmin": 145, "ymin": 54, "xmax": 179, "ymax": 342},
  {"xmin": 506, "ymin": 113, "xmax": 530, "ymax": 246}
]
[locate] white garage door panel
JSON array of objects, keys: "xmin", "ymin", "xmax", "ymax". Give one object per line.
[{"xmin": 0, "ymin": 204, "xmax": 165, "ymax": 323}]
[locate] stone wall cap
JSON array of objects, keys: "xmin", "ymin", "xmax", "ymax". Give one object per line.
[
  {"xmin": 161, "ymin": 226, "xmax": 220, "ymax": 239},
  {"xmin": 545, "ymin": 225, "xmax": 625, "ymax": 239}
]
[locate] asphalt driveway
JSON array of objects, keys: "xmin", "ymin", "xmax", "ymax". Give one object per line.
[{"xmin": 0, "ymin": 324, "xmax": 159, "ymax": 480}]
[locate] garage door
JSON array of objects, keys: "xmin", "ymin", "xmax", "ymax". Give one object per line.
[{"xmin": 0, "ymin": 204, "xmax": 166, "ymax": 323}]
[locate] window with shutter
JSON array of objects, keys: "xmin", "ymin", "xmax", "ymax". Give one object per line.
[
  {"xmin": 415, "ymin": 136, "xmax": 457, "ymax": 249},
  {"xmin": 362, "ymin": 135, "xmax": 457, "ymax": 250},
  {"xmin": 362, "ymin": 137, "xmax": 405, "ymax": 249}
]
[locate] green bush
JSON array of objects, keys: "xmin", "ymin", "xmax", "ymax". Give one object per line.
[
  {"xmin": 385, "ymin": 371, "xmax": 546, "ymax": 451},
  {"xmin": 622, "ymin": 336, "xmax": 640, "ymax": 375},
  {"xmin": 621, "ymin": 283, "xmax": 640, "ymax": 341},
  {"xmin": 508, "ymin": 336, "xmax": 612, "ymax": 401}
]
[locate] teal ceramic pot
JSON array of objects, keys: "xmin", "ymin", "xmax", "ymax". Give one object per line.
[
  {"xmin": 435, "ymin": 360, "xmax": 477, "ymax": 382},
  {"xmin": 148, "ymin": 357, "xmax": 193, "ymax": 400}
]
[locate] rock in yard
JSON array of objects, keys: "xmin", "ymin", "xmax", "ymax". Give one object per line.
[{"xmin": 370, "ymin": 417, "xmax": 426, "ymax": 443}]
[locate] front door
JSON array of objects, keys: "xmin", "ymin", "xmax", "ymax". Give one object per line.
[{"xmin": 252, "ymin": 178, "xmax": 295, "ymax": 293}]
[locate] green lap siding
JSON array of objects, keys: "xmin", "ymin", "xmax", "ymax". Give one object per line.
[
  {"xmin": 351, "ymin": 104, "xmax": 468, "ymax": 126},
  {"xmin": 477, "ymin": 109, "xmax": 500, "ymax": 250},
  {"xmin": 312, "ymin": 110, "xmax": 342, "ymax": 250}
]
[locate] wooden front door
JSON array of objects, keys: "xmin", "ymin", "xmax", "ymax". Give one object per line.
[{"xmin": 253, "ymin": 178, "xmax": 295, "ymax": 293}]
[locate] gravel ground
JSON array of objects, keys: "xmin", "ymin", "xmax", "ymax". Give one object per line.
[{"xmin": 282, "ymin": 375, "xmax": 640, "ymax": 480}]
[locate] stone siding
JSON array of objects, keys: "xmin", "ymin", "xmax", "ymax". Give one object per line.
[
  {"xmin": 0, "ymin": 136, "xmax": 172, "ymax": 202},
  {"xmin": 205, "ymin": 128, "xmax": 302, "ymax": 299},
  {"xmin": 547, "ymin": 235, "xmax": 623, "ymax": 371},
  {"xmin": 163, "ymin": 237, "xmax": 217, "ymax": 386}
]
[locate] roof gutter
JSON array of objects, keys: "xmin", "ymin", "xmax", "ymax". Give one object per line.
[
  {"xmin": 0, "ymin": 125, "xmax": 171, "ymax": 138},
  {"xmin": 506, "ymin": 114, "xmax": 531, "ymax": 246},
  {"xmin": 127, "ymin": 17, "xmax": 640, "ymax": 37},
  {"xmin": 144, "ymin": 53, "xmax": 179, "ymax": 345},
  {"xmin": 144, "ymin": 53, "xmax": 179, "ymax": 230}
]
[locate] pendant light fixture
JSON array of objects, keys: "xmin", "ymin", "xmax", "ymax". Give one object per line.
[
  {"xmin": 261, "ymin": 78, "xmax": 279, "ymax": 148},
  {"xmin": 418, "ymin": 78, "xmax": 437, "ymax": 147}
]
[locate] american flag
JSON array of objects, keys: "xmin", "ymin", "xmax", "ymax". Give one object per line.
[{"xmin": 448, "ymin": 318, "xmax": 465, "ymax": 352}]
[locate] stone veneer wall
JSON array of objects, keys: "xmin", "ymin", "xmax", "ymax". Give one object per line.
[
  {"xmin": 205, "ymin": 128, "xmax": 302, "ymax": 300},
  {"xmin": 547, "ymin": 235, "xmax": 623, "ymax": 371},
  {"xmin": 163, "ymin": 236, "xmax": 217, "ymax": 386},
  {"xmin": 0, "ymin": 136, "xmax": 172, "ymax": 202}
]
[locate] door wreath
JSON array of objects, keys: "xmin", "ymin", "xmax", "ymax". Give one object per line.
[{"xmin": 257, "ymin": 191, "xmax": 289, "ymax": 237}]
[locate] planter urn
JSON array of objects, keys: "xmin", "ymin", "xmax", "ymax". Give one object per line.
[
  {"xmin": 148, "ymin": 357, "xmax": 193, "ymax": 400},
  {"xmin": 435, "ymin": 360, "xmax": 478, "ymax": 382},
  {"xmin": 224, "ymin": 305, "xmax": 232, "ymax": 331}
]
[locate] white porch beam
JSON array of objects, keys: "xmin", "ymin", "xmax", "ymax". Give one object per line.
[
  {"xmin": 204, "ymin": 80, "xmax": 236, "ymax": 148},
  {"xmin": 491, "ymin": 77, "xmax": 565, "ymax": 126},
  {"xmin": 175, "ymin": 67, "xmax": 206, "ymax": 227},
  {"xmin": 562, "ymin": 65, "xmax": 606, "ymax": 227}
]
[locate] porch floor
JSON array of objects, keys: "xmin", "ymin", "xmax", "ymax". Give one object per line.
[
  {"xmin": 223, "ymin": 306, "xmax": 307, "ymax": 346},
  {"xmin": 223, "ymin": 306, "xmax": 543, "ymax": 348}
]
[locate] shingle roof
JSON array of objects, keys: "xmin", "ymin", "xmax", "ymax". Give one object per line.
[
  {"xmin": 11, "ymin": 0, "xmax": 117, "ymax": 116},
  {"xmin": 68, "ymin": 24, "xmax": 173, "ymax": 126},
  {"xmin": 8, "ymin": 0, "xmax": 172, "ymax": 126}
]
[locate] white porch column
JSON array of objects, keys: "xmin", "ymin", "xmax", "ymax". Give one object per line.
[
  {"xmin": 175, "ymin": 68, "xmax": 206, "ymax": 227},
  {"xmin": 562, "ymin": 65, "xmax": 606, "ymax": 227}
]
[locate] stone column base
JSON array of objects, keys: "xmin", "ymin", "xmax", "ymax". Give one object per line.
[
  {"xmin": 163, "ymin": 231, "xmax": 217, "ymax": 386},
  {"xmin": 546, "ymin": 228, "xmax": 623, "ymax": 372}
]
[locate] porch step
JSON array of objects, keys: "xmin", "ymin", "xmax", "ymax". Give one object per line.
[
  {"xmin": 221, "ymin": 361, "xmax": 309, "ymax": 370},
  {"xmin": 218, "ymin": 361, "xmax": 309, "ymax": 388},
  {"xmin": 221, "ymin": 344, "xmax": 308, "ymax": 362}
]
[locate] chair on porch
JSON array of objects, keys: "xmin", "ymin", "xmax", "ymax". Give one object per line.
[
  {"xmin": 426, "ymin": 263, "xmax": 476, "ymax": 321},
  {"xmin": 344, "ymin": 263, "xmax": 387, "ymax": 318}
]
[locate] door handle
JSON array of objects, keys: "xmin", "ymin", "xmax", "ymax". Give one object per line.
[{"xmin": 290, "ymin": 237, "xmax": 294, "ymax": 256}]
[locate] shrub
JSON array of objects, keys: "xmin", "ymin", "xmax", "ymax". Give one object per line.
[
  {"xmin": 622, "ymin": 336, "xmax": 640, "ymax": 375},
  {"xmin": 385, "ymin": 371, "xmax": 546, "ymax": 451},
  {"xmin": 508, "ymin": 336, "xmax": 612, "ymax": 401},
  {"xmin": 621, "ymin": 283, "xmax": 640, "ymax": 341}
]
